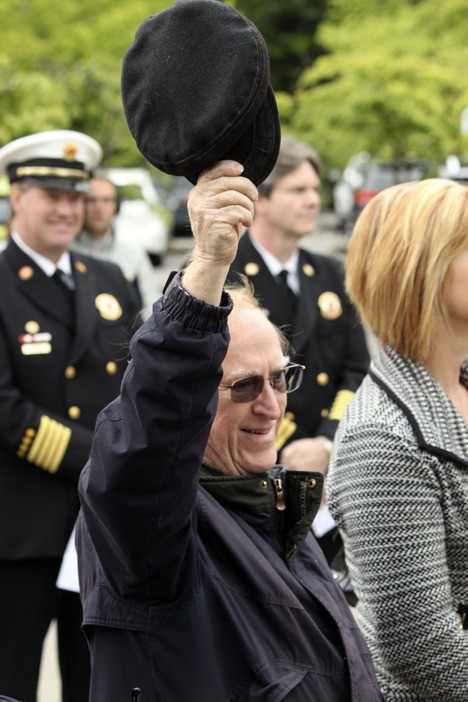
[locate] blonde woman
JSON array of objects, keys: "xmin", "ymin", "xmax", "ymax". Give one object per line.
[{"xmin": 327, "ymin": 178, "xmax": 468, "ymax": 701}]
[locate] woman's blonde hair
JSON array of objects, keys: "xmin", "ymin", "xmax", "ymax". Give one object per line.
[{"xmin": 346, "ymin": 178, "xmax": 468, "ymax": 362}]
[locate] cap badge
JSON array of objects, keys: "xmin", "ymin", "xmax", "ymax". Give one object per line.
[
  {"xmin": 63, "ymin": 143, "xmax": 78, "ymax": 161},
  {"xmin": 18, "ymin": 266, "xmax": 34, "ymax": 281},
  {"xmin": 318, "ymin": 291, "xmax": 342, "ymax": 320},
  {"xmin": 95, "ymin": 293, "xmax": 122, "ymax": 321},
  {"xmin": 244, "ymin": 262, "xmax": 259, "ymax": 276}
]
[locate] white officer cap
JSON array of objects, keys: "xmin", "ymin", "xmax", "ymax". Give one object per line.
[{"xmin": 0, "ymin": 130, "xmax": 103, "ymax": 192}]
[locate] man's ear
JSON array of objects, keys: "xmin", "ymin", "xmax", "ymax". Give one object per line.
[
  {"xmin": 9, "ymin": 183, "xmax": 22, "ymax": 214},
  {"xmin": 254, "ymin": 193, "xmax": 269, "ymax": 217}
]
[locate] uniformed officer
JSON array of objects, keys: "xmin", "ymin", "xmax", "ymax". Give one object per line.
[
  {"xmin": 0, "ymin": 130, "xmax": 141, "ymax": 702},
  {"xmin": 227, "ymin": 134, "xmax": 370, "ymax": 569}
]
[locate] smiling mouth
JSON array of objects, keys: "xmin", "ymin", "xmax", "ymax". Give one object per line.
[{"xmin": 242, "ymin": 428, "xmax": 271, "ymax": 435}]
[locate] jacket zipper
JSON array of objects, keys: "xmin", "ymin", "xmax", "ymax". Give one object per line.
[{"xmin": 274, "ymin": 477, "xmax": 286, "ymax": 511}]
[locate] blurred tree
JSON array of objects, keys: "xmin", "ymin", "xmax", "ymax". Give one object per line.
[
  {"xmin": 283, "ymin": 0, "xmax": 468, "ymax": 170},
  {"xmin": 0, "ymin": 0, "xmax": 171, "ymax": 163},
  {"xmin": 233, "ymin": 0, "xmax": 327, "ymax": 92}
]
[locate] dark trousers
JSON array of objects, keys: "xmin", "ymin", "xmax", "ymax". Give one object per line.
[{"xmin": 0, "ymin": 559, "xmax": 90, "ymax": 702}]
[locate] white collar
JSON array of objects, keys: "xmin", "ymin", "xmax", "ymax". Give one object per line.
[
  {"xmin": 12, "ymin": 231, "xmax": 72, "ymax": 277},
  {"xmin": 249, "ymin": 236, "xmax": 300, "ymax": 293}
]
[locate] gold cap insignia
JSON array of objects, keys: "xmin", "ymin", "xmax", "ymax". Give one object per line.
[
  {"xmin": 18, "ymin": 266, "xmax": 34, "ymax": 281},
  {"xmin": 318, "ymin": 291, "xmax": 342, "ymax": 320},
  {"xmin": 25, "ymin": 320, "xmax": 40, "ymax": 334},
  {"xmin": 74, "ymin": 260, "xmax": 88, "ymax": 274},
  {"xmin": 244, "ymin": 262, "xmax": 259, "ymax": 276},
  {"xmin": 95, "ymin": 293, "xmax": 122, "ymax": 321},
  {"xmin": 303, "ymin": 263, "xmax": 315, "ymax": 277},
  {"xmin": 63, "ymin": 142, "xmax": 78, "ymax": 161}
]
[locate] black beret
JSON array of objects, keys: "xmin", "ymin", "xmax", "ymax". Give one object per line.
[{"xmin": 121, "ymin": 0, "xmax": 280, "ymax": 185}]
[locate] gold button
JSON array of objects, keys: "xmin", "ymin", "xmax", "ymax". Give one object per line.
[
  {"xmin": 26, "ymin": 427, "xmax": 36, "ymax": 437},
  {"xmin": 261, "ymin": 480, "xmax": 268, "ymax": 488},
  {"xmin": 18, "ymin": 266, "xmax": 34, "ymax": 281},
  {"xmin": 106, "ymin": 361, "xmax": 118, "ymax": 375},
  {"xmin": 64, "ymin": 366, "xmax": 76, "ymax": 379},
  {"xmin": 68, "ymin": 406, "xmax": 81, "ymax": 420},
  {"xmin": 308, "ymin": 478, "xmax": 317, "ymax": 489},
  {"xmin": 244, "ymin": 262, "xmax": 259, "ymax": 276},
  {"xmin": 316, "ymin": 372, "xmax": 329, "ymax": 386},
  {"xmin": 321, "ymin": 408, "xmax": 329, "ymax": 418},
  {"xmin": 303, "ymin": 263, "xmax": 315, "ymax": 277}
]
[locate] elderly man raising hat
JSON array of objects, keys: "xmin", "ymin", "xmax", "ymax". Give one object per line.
[{"xmin": 0, "ymin": 130, "xmax": 142, "ymax": 702}]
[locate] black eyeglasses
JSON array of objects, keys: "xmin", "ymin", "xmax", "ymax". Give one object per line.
[{"xmin": 219, "ymin": 363, "xmax": 305, "ymax": 403}]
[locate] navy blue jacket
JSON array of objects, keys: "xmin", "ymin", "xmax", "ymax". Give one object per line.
[{"xmin": 77, "ymin": 274, "xmax": 382, "ymax": 701}]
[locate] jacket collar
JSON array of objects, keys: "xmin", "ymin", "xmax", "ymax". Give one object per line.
[
  {"xmin": 370, "ymin": 347, "xmax": 468, "ymax": 466},
  {"xmin": 200, "ymin": 465, "xmax": 324, "ymax": 561}
]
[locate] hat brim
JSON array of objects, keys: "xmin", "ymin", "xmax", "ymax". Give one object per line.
[{"xmin": 22, "ymin": 176, "xmax": 89, "ymax": 193}]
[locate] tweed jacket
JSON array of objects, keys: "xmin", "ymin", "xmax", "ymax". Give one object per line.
[
  {"xmin": 327, "ymin": 346, "xmax": 468, "ymax": 701},
  {"xmin": 0, "ymin": 239, "xmax": 141, "ymax": 560},
  {"xmin": 227, "ymin": 231, "xmax": 370, "ymax": 447}
]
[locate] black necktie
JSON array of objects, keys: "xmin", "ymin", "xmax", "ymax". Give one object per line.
[
  {"xmin": 276, "ymin": 269, "xmax": 297, "ymax": 334},
  {"xmin": 53, "ymin": 268, "xmax": 75, "ymax": 292}
]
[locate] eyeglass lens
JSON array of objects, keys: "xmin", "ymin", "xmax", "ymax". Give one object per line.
[{"xmin": 230, "ymin": 365, "xmax": 303, "ymax": 403}]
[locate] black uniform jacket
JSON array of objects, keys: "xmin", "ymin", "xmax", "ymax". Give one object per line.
[
  {"xmin": 0, "ymin": 239, "xmax": 141, "ymax": 560},
  {"xmin": 228, "ymin": 232, "xmax": 370, "ymax": 447}
]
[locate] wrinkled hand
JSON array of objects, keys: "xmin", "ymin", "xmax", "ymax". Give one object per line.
[
  {"xmin": 183, "ymin": 161, "xmax": 258, "ymax": 304},
  {"xmin": 280, "ymin": 438, "xmax": 330, "ymax": 474}
]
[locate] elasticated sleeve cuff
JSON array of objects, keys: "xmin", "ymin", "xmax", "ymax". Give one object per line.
[{"xmin": 162, "ymin": 271, "xmax": 233, "ymax": 334}]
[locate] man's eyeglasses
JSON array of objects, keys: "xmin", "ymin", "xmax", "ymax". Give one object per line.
[
  {"xmin": 219, "ymin": 363, "xmax": 305, "ymax": 403},
  {"xmin": 84, "ymin": 197, "xmax": 117, "ymax": 206}
]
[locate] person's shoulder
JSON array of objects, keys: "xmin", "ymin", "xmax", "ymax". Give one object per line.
[
  {"xmin": 299, "ymin": 249, "xmax": 346, "ymax": 294},
  {"xmin": 300, "ymin": 247, "xmax": 343, "ymax": 274},
  {"xmin": 73, "ymin": 250, "xmax": 129, "ymax": 284}
]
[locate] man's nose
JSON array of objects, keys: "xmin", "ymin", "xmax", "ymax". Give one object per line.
[{"xmin": 252, "ymin": 381, "xmax": 283, "ymax": 417}]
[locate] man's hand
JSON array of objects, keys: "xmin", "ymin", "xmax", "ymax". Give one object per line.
[
  {"xmin": 182, "ymin": 161, "xmax": 257, "ymax": 304},
  {"xmin": 280, "ymin": 437, "xmax": 330, "ymax": 475}
]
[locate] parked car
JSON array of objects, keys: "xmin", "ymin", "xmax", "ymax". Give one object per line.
[
  {"xmin": 438, "ymin": 155, "xmax": 468, "ymax": 183},
  {"xmin": 337, "ymin": 158, "xmax": 428, "ymax": 235},
  {"xmin": 167, "ymin": 176, "xmax": 193, "ymax": 237},
  {"xmin": 103, "ymin": 167, "xmax": 172, "ymax": 266}
]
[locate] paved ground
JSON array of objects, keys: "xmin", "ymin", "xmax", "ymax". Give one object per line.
[{"xmin": 37, "ymin": 211, "xmax": 371, "ymax": 700}]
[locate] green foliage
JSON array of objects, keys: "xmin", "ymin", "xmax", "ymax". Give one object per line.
[
  {"xmin": 233, "ymin": 0, "xmax": 327, "ymax": 92},
  {"xmin": 0, "ymin": 0, "xmax": 171, "ymax": 162},
  {"xmin": 286, "ymin": 0, "xmax": 468, "ymax": 169},
  {"xmin": 1, "ymin": 0, "xmax": 468, "ymax": 176}
]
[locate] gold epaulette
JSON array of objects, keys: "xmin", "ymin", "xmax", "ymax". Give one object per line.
[
  {"xmin": 17, "ymin": 415, "xmax": 71, "ymax": 474},
  {"xmin": 328, "ymin": 390, "xmax": 355, "ymax": 421},
  {"xmin": 276, "ymin": 413, "xmax": 297, "ymax": 452}
]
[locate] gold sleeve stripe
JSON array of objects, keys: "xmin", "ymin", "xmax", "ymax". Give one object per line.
[
  {"xmin": 26, "ymin": 415, "xmax": 72, "ymax": 474},
  {"xmin": 276, "ymin": 414, "xmax": 297, "ymax": 452},
  {"xmin": 328, "ymin": 390, "xmax": 355, "ymax": 421}
]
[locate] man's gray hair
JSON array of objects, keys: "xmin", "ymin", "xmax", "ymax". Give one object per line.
[{"xmin": 258, "ymin": 134, "xmax": 321, "ymax": 198}]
